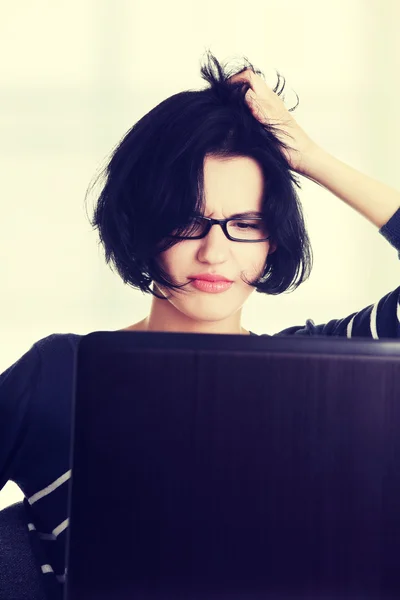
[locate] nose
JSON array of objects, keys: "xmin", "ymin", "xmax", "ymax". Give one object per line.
[{"xmin": 196, "ymin": 222, "xmax": 230, "ymax": 265}]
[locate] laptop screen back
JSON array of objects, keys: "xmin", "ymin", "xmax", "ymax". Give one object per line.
[{"xmin": 65, "ymin": 331, "xmax": 400, "ymax": 600}]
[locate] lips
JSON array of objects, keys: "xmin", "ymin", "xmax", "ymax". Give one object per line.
[
  {"xmin": 189, "ymin": 274, "xmax": 233, "ymax": 283},
  {"xmin": 190, "ymin": 279, "xmax": 233, "ymax": 294}
]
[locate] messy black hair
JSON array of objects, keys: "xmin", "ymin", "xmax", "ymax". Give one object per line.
[{"xmin": 89, "ymin": 51, "xmax": 312, "ymax": 299}]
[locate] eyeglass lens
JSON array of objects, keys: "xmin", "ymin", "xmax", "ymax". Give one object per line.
[{"xmin": 181, "ymin": 217, "xmax": 269, "ymax": 241}]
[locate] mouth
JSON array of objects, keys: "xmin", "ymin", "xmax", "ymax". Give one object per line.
[{"xmin": 189, "ymin": 279, "xmax": 233, "ymax": 294}]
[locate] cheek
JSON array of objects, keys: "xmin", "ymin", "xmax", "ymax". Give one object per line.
[
  {"xmin": 238, "ymin": 245, "xmax": 269, "ymax": 274},
  {"xmin": 158, "ymin": 242, "xmax": 191, "ymax": 274}
]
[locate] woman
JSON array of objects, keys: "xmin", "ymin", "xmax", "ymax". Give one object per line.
[
  {"xmin": 0, "ymin": 53, "xmax": 399, "ymax": 600},
  {"xmin": 90, "ymin": 52, "xmax": 400, "ymax": 337}
]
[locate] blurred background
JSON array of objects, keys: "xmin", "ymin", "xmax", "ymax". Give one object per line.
[{"xmin": 1, "ymin": 0, "xmax": 399, "ymax": 507}]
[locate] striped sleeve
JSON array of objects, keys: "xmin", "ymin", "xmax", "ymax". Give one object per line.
[
  {"xmin": 305, "ymin": 286, "xmax": 400, "ymax": 339},
  {"xmin": 275, "ymin": 287, "xmax": 400, "ymax": 339}
]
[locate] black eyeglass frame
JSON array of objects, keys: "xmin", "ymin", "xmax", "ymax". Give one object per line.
[{"xmin": 168, "ymin": 216, "xmax": 271, "ymax": 243}]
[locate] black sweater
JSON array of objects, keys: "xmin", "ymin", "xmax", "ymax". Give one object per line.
[{"xmin": 1, "ymin": 208, "xmax": 400, "ymax": 599}]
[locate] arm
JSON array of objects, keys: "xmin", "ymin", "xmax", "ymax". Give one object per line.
[
  {"xmin": 0, "ymin": 343, "xmax": 41, "ymax": 490},
  {"xmin": 279, "ymin": 150, "xmax": 400, "ymax": 338},
  {"xmin": 301, "ymin": 146, "xmax": 400, "ymax": 229},
  {"xmin": 276, "ymin": 285, "xmax": 400, "ymax": 339}
]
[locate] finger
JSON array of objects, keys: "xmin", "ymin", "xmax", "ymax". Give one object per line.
[
  {"xmin": 229, "ymin": 69, "xmax": 272, "ymax": 100},
  {"xmin": 245, "ymin": 89, "xmax": 267, "ymax": 124},
  {"xmin": 245, "ymin": 88, "xmax": 256, "ymax": 104},
  {"xmin": 228, "ymin": 69, "xmax": 255, "ymax": 89}
]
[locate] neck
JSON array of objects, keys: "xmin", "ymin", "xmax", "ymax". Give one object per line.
[{"xmin": 125, "ymin": 292, "xmax": 249, "ymax": 336}]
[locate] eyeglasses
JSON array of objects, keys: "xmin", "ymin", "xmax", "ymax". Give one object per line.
[{"xmin": 169, "ymin": 216, "xmax": 271, "ymax": 243}]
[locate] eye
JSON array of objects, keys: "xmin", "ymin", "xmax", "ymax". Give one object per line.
[
  {"xmin": 227, "ymin": 219, "xmax": 268, "ymax": 241},
  {"xmin": 232, "ymin": 221, "xmax": 261, "ymax": 230}
]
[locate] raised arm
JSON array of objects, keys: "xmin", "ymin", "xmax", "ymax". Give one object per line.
[{"xmin": 228, "ymin": 68, "xmax": 400, "ymax": 339}]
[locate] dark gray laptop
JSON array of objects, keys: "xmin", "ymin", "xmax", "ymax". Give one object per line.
[{"xmin": 65, "ymin": 331, "xmax": 400, "ymax": 600}]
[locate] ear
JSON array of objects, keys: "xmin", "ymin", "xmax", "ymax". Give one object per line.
[{"xmin": 268, "ymin": 241, "xmax": 277, "ymax": 254}]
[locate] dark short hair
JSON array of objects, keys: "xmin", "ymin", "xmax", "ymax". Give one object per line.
[{"xmin": 89, "ymin": 51, "xmax": 312, "ymax": 299}]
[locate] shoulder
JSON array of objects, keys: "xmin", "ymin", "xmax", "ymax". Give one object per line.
[
  {"xmin": 32, "ymin": 333, "xmax": 85, "ymax": 387},
  {"xmin": 249, "ymin": 321, "xmax": 316, "ymax": 337},
  {"xmin": 273, "ymin": 320, "xmax": 316, "ymax": 336},
  {"xmin": 34, "ymin": 332, "xmax": 83, "ymax": 357},
  {"xmin": 1, "ymin": 333, "xmax": 83, "ymax": 387}
]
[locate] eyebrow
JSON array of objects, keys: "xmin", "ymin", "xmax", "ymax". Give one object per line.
[
  {"xmin": 229, "ymin": 211, "xmax": 263, "ymax": 219},
  {"xmin": 199, "ymin": 211, "xmax": 263, "ymax": 219}
]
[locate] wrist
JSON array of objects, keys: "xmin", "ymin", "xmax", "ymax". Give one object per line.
[{"xmin": 297, "ymin": 142, "xmax": 328, "ymax": 178}]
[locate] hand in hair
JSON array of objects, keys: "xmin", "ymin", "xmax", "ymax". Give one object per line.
[{"xmin": 228, "ymin": 68, "xmax": 318, "ymax": 175}]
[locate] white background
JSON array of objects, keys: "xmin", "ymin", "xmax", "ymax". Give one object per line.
[{"xmin": 1, "ymin": 0, "xmax": 399, "ymax": 508}]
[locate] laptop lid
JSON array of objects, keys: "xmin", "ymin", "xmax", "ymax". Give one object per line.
[{"xmin": 65, "ymin": 331, "xmax": 400, "ymax": 600}]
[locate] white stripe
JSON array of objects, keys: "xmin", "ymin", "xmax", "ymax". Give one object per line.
[
  {"xmin": 41, "ymin": 564, "xmax": 54, "ymax": 574},
  {"xmin": 28, "ymin": 470, "xmax": 71, "ymax": 505},
  {"xmin": 370, "ymin": 303, "xmax": 379, "ymax": 339},
  {"xmin": 28, "ymin": 520, "xmax": 63, "ymax": 540},
  {"xmin": 346, "ymin": 315, "xmax": 355, "ymax": 338},
  {"xmin": 53, "ymin": 518, "xmax": 69, "ymax": 538}
]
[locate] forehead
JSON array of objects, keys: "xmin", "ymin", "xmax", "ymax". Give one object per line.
[{"xmin": 202, "ymin": 155, "xmax": 265, "ymax": 216}]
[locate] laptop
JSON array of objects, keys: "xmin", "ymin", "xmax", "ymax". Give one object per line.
[{"xmin": 64, "ymin": 331, "xmax": 400, "ymax": 600}]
